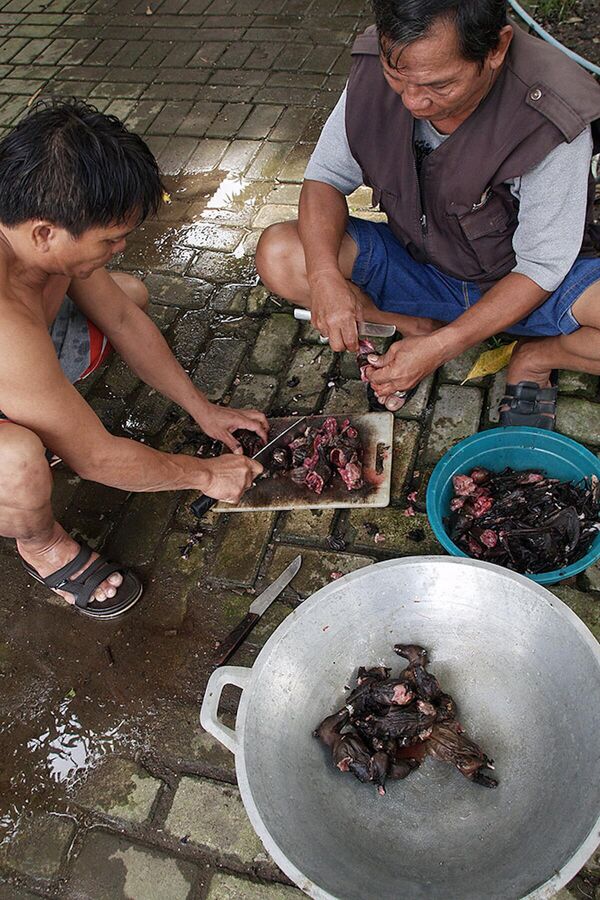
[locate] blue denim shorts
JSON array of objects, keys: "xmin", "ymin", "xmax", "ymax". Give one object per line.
[{"xmin": 346, "ymin": 217, "xmax": 600, "ymax": 337}]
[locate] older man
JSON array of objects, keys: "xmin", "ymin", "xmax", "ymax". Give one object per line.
[
  {"xmin": 0, "ymin": 100, "xmax": 265, "ymax": 619},
  {"xmin": 256, "ymin": 0, "xmax": 600, "ymax": 427}
]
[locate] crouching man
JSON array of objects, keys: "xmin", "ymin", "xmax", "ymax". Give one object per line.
[{"xmin": 0, "ymin": 99, "xmax": 266, "ymax": 619}]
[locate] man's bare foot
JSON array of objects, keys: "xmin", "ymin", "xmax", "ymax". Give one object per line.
[{"xmin": 17, "ymin": 523, "xmax": 122, "ymax": 605}]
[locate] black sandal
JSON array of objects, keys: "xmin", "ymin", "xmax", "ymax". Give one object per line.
[
  {"xmin": 498, "ymin": 370, "xmax": 558, "ymax": 430},
  {"xmin": 21, "ymin": 542, "xmax": 143, "ymax": 619}
]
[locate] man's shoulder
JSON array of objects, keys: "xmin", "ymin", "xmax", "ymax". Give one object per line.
[{"xmin": 350, "ymin": 25, "xmax": 379, "ymax": 57}]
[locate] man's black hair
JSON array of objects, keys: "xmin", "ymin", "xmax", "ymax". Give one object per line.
[
  {"xmin": 0, "ymin": 98, "xmax": 163, "ymax": 235},
  {"xmin": 372, "ymin": 0, "xmax": 508, "ymax": 66}
]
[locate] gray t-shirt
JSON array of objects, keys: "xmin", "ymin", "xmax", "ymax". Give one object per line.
[{"xmin": 304, "ymin": 88, "xmax": 594, "ymax": 292}]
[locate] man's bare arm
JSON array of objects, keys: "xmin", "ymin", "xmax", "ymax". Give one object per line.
[
  {"xmin": 68, "ymin": 268, "xmax": 268, "ymax": 450},
  {"xmin": 368, "ymin": 273, "xmax": 550, "ymax": 395},
  {"xmin": 69, "ymin": 269, "xmax": 212, "ymax": 423},
  {"xmin": 298, "ymin": 179, "xmax": 362, "ymax": 352},
  {"xmin": 0, "ymin": 320, "xmax": 260, "ymax": 497}
]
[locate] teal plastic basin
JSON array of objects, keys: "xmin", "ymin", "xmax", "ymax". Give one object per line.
[{"xmin": 426, "ymin": 426, "xmax": 600, "ymax": 585}]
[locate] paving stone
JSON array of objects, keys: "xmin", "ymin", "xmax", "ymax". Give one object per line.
[
  {"xmin": 323, "ymin": 379, "xmax": 369, "ymax": 414},
  {"xmin": 424, "ymin": 384, "xmax": 483, "ymax": 464},
  {"xmin": 237, "ymin": 103, "xmax": 283, "ymax": 140},
  {"xmin": 206, "ymin": 872, "xmax": 304, "ymax": 899},
  {"xmin": 264, "ymin": 544, "xmax": 373, "ymax": 598},
  {"xmin": 251, "ymin": 203, "xmax": 298, "ymax": 229},
  {"xmin": 395, "ymin": 373, "xmax": 435, "ymax": 420},
  {"xmin": 0, "ymin": 885, "xmax": 41, "ymax": 899},
  {"xmin": 144, "ymin": 274, "xmax": 213, "ymax": 309},
  {"xmin": 249, "ymin": 314, "xmax": 299, "ymax": 374},
  {"xmin": 485, "ymin": 369, "xmax": 507, "ymax": 425},
  {"xmin": 344, "ymin": 508, "xmax": 441, "ymax": 555},
  {"xmin": 148, "ymin": 302, "xmax": 179, "ymax": 332},
  {"xmin": 170, "ymin": 310, "xmax": 211, "ymax": 368},
  {"xmin": 122, "ymin": 385, "xmax": 173, "ymax": 436},
  {"xmin": 192, "ymin": 338, "xmax": 248, "ymax": 401},
  {"xmin": 102, "ymin": 357, "xmax": 140, "ymax": 401},
  {"xmin": 579, "ymin": 562, "xmax": 600, "ymax": 593},
  {"xmin": 213, "ymin": 511, "xmax": 276, "ymax": 585},
  {"xmin": 0, "ymin": 813, "xmax": 74, "ymax": 879},
  {"xmin": 439, "ymin": 344, "xmax": 488, "ymax": 385},
  {"xmin": 179, "ymin": 223, "xmax": 244, "ymax": 253},
  {"xmin": 245, "ymin": 140, "xmax": 293, "ymax": 180},
  {"xmin": 550, "ymin": 584, "xmax": 600, "ymax": 641},
  {"xmin": 166, "ymin": 777, "xmax": 263, "ymax": 864},
  {"xmin": 556, "ymin": 397, "xmax": 600, "ymax": 446},
  {"xmin": 391, "ymin": 419, "xmax": 421, "ymax": 502},
  {"xmin": 105, "ymin": 491, "xmax": 180, "ymax": 567},
  {"xmin": 277, "ymin": 508, "xmax": 336, "ymax": 542},
  {"xmin": 74, "ymin": 757, "xmax": 161, "ymax": 823},
  {"xmin": 230, "ymin": 373, "xmax": 279, "ymax": 411},
  {"xmin": 558, "ymin": 370, "xmax": 599, "ymax": 399},
  {"xmin": 188, "ymin": 250, "xmax": 256, "ymax": 284},
  {"xmin": 275, "ymin": 343, "xmax": 335, "ymax": 414},
  {"xmin": 70, "ymin": 831, "xmax": 197, "ymax": 900}
]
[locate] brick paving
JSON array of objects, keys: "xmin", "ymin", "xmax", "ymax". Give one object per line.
[{"xmin": 0, "ymin": 1, "xmax": 599, "ymax": 899}]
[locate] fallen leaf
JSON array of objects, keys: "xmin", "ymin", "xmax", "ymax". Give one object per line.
[
  {"xmin": 461, "ymin": 341, "xmax": 517, "ymax": 384},
  {"xmin": 145, "ymin": 3, "xmax": 153, "ymax": 13},
  {"xmin": 162, "ymin": 190, "xmax": 172, "ymax": 204}
]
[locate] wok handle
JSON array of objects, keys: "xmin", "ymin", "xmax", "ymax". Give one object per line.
[{"xmin": 200, "ymin": 665, "xmax": 252, "ymax": 755}]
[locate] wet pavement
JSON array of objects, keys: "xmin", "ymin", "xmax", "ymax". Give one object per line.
[{"xmin": 0, "ymin": 1, "xmax": 599, "ymax": 899}]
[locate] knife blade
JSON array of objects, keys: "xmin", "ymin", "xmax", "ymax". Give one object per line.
[
  {"xmin": 250, "ymin": 415, "xmax": 307, "ymax": 463},
  {"xmin": 293, "ymin": 308, "xmax": 396, "ymax": 338},
  {"xmin": 190, "ymin": 417, "xmax": 308, "ymax": 520},
  {"xmin": 214, "ymin": 554, "xmax": 302, "ymax": 666}
]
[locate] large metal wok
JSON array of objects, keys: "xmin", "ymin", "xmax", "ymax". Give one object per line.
[{"xmin": 201, "ymin": 557, "xmax": 600, "ymax": 899}]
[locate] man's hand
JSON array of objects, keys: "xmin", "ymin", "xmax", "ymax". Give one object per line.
[
  {"xmin": 309, "ymin": 271, "xmax": 363, "ymax": 353},
  {"xmin": 366, "ymin": 335, "xmax": 445, "ymax": 403},
  {"xmin": 194, "ymin": 403, "xmax": 269, "ymax": 454},
  {"xmin": 200, "ymin": 455, "xmax": 264, "ymax": 503}
]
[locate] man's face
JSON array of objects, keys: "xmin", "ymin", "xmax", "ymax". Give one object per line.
[
  {"xmin": 380, "ymin": 18, "xmax": 504, "ymax": 126},
  {"xmin": 44, "ymin": 213, "xmax": 138, "ymax": 279}
]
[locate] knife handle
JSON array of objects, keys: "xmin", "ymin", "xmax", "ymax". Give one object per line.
[
  {"xmin": 214, "ymin": 612, "xmax": 260, "ymax": 667},
  {"xmin": 190, "ymin": 494, "xmax": 218, "ymax": 519}
]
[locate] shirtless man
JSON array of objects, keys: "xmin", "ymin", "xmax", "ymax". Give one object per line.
[{"xmin": 0, "ymin": 99, "xmax": 266, "ymax": 619}]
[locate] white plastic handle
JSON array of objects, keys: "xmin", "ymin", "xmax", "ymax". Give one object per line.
[{"xmin": 199, "ymin": 666, "xmax": 251, "ymax": 755}]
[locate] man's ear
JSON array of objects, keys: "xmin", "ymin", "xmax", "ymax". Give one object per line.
[
  {"xmin": 488, "ymin": 25, "xmax": 513, "ymax": 71},
  {"xmin": 31, "ymin": 221, "xmax": 55, "ymax": 252}
]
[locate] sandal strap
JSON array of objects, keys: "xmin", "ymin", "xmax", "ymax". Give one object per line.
[
  {"xmin": 44, "ymin": 544, "xmax": 93, "ymax": 589},
  {"xmin": 500, "ymin": 381, "xmax": 557, "ymax": 416},
  {"xmin": 67, "ymin": 557, "xmax": 124, "ymax": 609}
]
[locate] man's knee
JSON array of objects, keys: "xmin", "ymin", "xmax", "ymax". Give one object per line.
[
  {"xmin": 110, "ymin": 272, "xmax": 149, "ymax": 312},
  {"xmin": 0, "ymin": 424, "xmax": 47, "ymax": 481},
  {"xmin": 255, "ymin": 221, "xmax": 300, "ymax": 291}
]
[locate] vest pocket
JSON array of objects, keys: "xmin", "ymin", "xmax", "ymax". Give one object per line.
[{"xmin": 454, "ymin": 194, "xmax": 517, "ymax": 272}]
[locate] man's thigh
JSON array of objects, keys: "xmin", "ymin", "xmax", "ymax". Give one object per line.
[
  {"xmin": 346, "ymin": 217, "xmax": 473, "ymax": 322},
  {"xmin": 507, "ymin": 257, "xmax": 600, "ymax": 337}
]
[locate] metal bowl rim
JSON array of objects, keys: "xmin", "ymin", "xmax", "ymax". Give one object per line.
[{"xmin": 232, "ymin": 556, "xmax": 600, "ymax": 900}]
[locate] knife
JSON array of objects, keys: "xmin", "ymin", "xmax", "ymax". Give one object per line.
[
  {"xmin": 214, "ymin": 554, "xmax": 302, "ymax": 666},
  {"xmin": 293, "ymin": 308, "xmax": 396, "ymax": 338},
  {"xmin": 190, "ymin": 416, "xmax": 308, "ymax": 520}
]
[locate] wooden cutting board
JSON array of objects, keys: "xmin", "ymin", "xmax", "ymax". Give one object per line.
[{"xmin": 215, "ymin": 412, "xmax": 394, "ymax": 513}]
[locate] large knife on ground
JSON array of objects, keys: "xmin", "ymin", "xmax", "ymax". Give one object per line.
[
  {"xmin": 293, "ymin": 308, "xmax": 396, "ymax": 338},
  {"xmin": 190, "ymin": 416, "xmax": 307, "ymax": 520},
  {"xmin": 214, "ymin": 554, "xmax": 302, "ymax": 666}
]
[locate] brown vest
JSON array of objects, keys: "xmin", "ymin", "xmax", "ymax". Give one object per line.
[{"xmin": 346, "ymin": 25, "xmax": 600, "ymax": 290}]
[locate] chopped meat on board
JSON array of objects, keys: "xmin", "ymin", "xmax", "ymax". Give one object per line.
[{"xmin": 276, "ymin": 416, "xmax": 365, "ymax": 495}]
